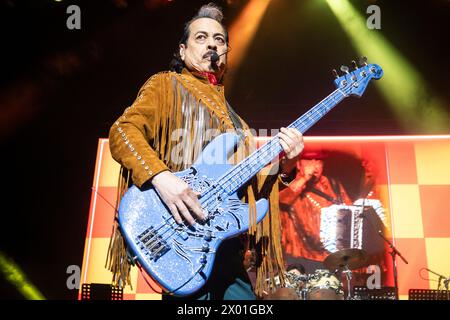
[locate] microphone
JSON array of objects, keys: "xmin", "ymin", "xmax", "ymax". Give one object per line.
[
  {"xmin": 210, "ymin": 52, "xmax": 219, "ymax": 70},
  {"xmin": 305, "ymin": 175, "xmax": 317, "ymax": 190},
  {"xmin": 210, "ymin": 50, "xmax": 229, "ymax": 71}
]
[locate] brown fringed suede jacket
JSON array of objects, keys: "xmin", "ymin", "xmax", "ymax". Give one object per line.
[{"xmin": 107, "ymin": 68, "xmax": 285, "ymax": 296}]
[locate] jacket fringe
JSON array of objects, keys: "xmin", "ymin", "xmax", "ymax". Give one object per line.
[
  {"xmin": 105, "ymin": 71, "xmax": 285, "ymax": 295},
  {"xmin": 105, "ymin": 166, "xmax": 133, "ymax": 288}
]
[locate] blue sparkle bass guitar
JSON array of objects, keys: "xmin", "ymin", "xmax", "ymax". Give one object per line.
[{"xmin": 118, "ymin": 60, "xmax": 383, "ymax": 296}]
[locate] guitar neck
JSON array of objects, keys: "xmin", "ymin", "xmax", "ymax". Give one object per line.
[{"xmin": 218, "ymin": 88, "xmax": 348, "ymax": 194}]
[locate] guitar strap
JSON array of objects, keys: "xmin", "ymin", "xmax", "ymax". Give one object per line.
[
  {"xmin": 329, "ymin": 177, "xmax": 344, "ymax": 204},
  {"xmin": 226, "ymin": 101, "xmax": 245, "ymax": 140},
  {"xmin": 309, "ymin": 177, "xmax": 343, "ymax": 204}
]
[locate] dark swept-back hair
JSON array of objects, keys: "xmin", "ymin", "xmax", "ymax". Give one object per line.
[{"xmin": 169, "ymin": 2, "xmax": 229, "ymax": 73}]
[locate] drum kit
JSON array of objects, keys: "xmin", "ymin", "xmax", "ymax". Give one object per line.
[
  {"xmin": 282, "ymin": 248, "xmax": 369, "ymax": 300},
  {"xmin": 268, "ymin": 203, "xmax": 390, "ymax": 300}
]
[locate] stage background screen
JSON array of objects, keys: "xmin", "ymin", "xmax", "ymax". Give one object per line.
[{"xmin": 79, "ymin": 135, "xmax": 450, "ymax": 300}]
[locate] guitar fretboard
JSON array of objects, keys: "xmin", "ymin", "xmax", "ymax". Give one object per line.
[{"xmin": 218, "ymin": 88, "xmax": 348, "ymax": 195}]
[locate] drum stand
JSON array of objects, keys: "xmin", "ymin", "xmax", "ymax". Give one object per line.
[
  {"xmin": 324, "ymin": 248, "xmax": 368, "ymax": 300},
  {"xmin": 341, "ymin": 264, "xmax": 354, "ymax": 300}
]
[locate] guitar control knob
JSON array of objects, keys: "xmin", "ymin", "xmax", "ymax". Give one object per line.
[
  {"xmin": 202, "ymin": 242, "xmax": 210, "ymax": 252},
  {"xmin": 200, "ymin": 254, "xmax": 207, "ymax": 265},
  {"xmin": 204, "ymin": 230, "xmax": 212, "ymax": 242}
]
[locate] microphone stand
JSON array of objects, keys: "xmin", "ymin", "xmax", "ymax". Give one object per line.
[
  {"xmin": 425, "ymin": 268, "xmax": 450, "ymax": 299},
  {"xmin": 377, "ymin": 230, "xmax": 408, "ymax": 300},
  {"xmin": 444, "ymin": 278, "xmax": 450, "ymax": 300}
]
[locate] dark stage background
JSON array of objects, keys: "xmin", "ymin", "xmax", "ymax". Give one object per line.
[{"xmin": 0, "ymin": 0, "xmax": 449, "ymax": 299}]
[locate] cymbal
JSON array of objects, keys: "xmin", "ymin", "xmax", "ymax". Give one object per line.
[{"xmin": 324, "ymin": 248, "xmax": 368, "ymax": 271}]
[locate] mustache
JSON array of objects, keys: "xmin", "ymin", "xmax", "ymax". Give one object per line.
[{"xmin": 203, "ymin": 50, "xmax": 218, "ymax": 59}]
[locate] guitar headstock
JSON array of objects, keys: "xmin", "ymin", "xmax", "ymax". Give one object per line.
[{"xmin": 332, "ymin": 57, "xmax": 383, "ymax": 97}]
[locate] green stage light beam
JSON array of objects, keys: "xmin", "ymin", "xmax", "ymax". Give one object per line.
[
  {"xmin": 326, "ymin": 0, "xmax": 448, "ymax": 132},
  {"xmin": 0, "ymin": 251, "xmax": 46, "ymax": 300}
]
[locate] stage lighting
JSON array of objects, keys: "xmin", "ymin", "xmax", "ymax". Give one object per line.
[
  {"xmin": 226, "ymin": 0, "xmax": 271, "ymax": 87},
  {"xmin": 0, "ymin": 251, "xmax": 45, "ymax": 300},
  {"xmin": 326, "ymin": 0, "xmax": 448, "ymax": 133}
]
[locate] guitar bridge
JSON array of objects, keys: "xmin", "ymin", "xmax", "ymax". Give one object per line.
[{"xmin": 136, "ymin": 226, "xmax": 170, "ymax": 261}]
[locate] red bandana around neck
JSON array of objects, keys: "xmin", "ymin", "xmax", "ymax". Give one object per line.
[{"xmin": 198, "ymin": 71, "xmax": 219, "ymax": 85}]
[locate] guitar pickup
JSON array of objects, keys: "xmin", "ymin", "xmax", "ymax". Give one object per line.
[{"xmin": 136, "ymin": 226, "xmax": 171, "ymax": 260}]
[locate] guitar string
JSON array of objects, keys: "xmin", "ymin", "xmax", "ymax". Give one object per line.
[
  {"xmin": 197, "ymin": 86, "xmax": 349, "ymax": 212},
  {"xmin": 217, "ymin": 86, "xmax": 348, "ymax": 193},
  {"xmin": 142, "ymin": 74, "xmax": 361, "ymax": 245},
  {"xmin": 214, "ymin": 90, "xmax": 346, "ymax": 196},
  {"xmin": 134, "ymin": 72, "xmax": 369, "ymax": 271},
  {"xmin": 196, "ymin": 90, "xmax": 341, "ymax": 212},
  {"xmin": 128, "ymin": 72, "xmax": 372, "ymax": 293},
  {"xmin": 195, "ymin": 92, "xmax": 351, "ymax": 224}
]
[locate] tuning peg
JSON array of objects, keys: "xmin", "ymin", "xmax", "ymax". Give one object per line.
[
  {"xmin": 340, "ymin": 65, "xmax": 349, "ymax": 74},
  {"xmin": 332, "ymin": 69, "xmax": 339, "ymax": 78},
  {"xmin": 351, "ymin": 60, "xmax": 358, "ymax": 70},
  {"xmin": 359, "ymin": 56, "xmax": 368, "ymax": 66}
]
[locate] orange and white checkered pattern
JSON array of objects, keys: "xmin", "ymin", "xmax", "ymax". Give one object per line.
[
  {"xmin": 79, "ymin": 139, "xmax": 161, "ymax": 300},
  {"xmin": 79, "ymin": 136, "xmax": 450, "ymax": 300}
]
